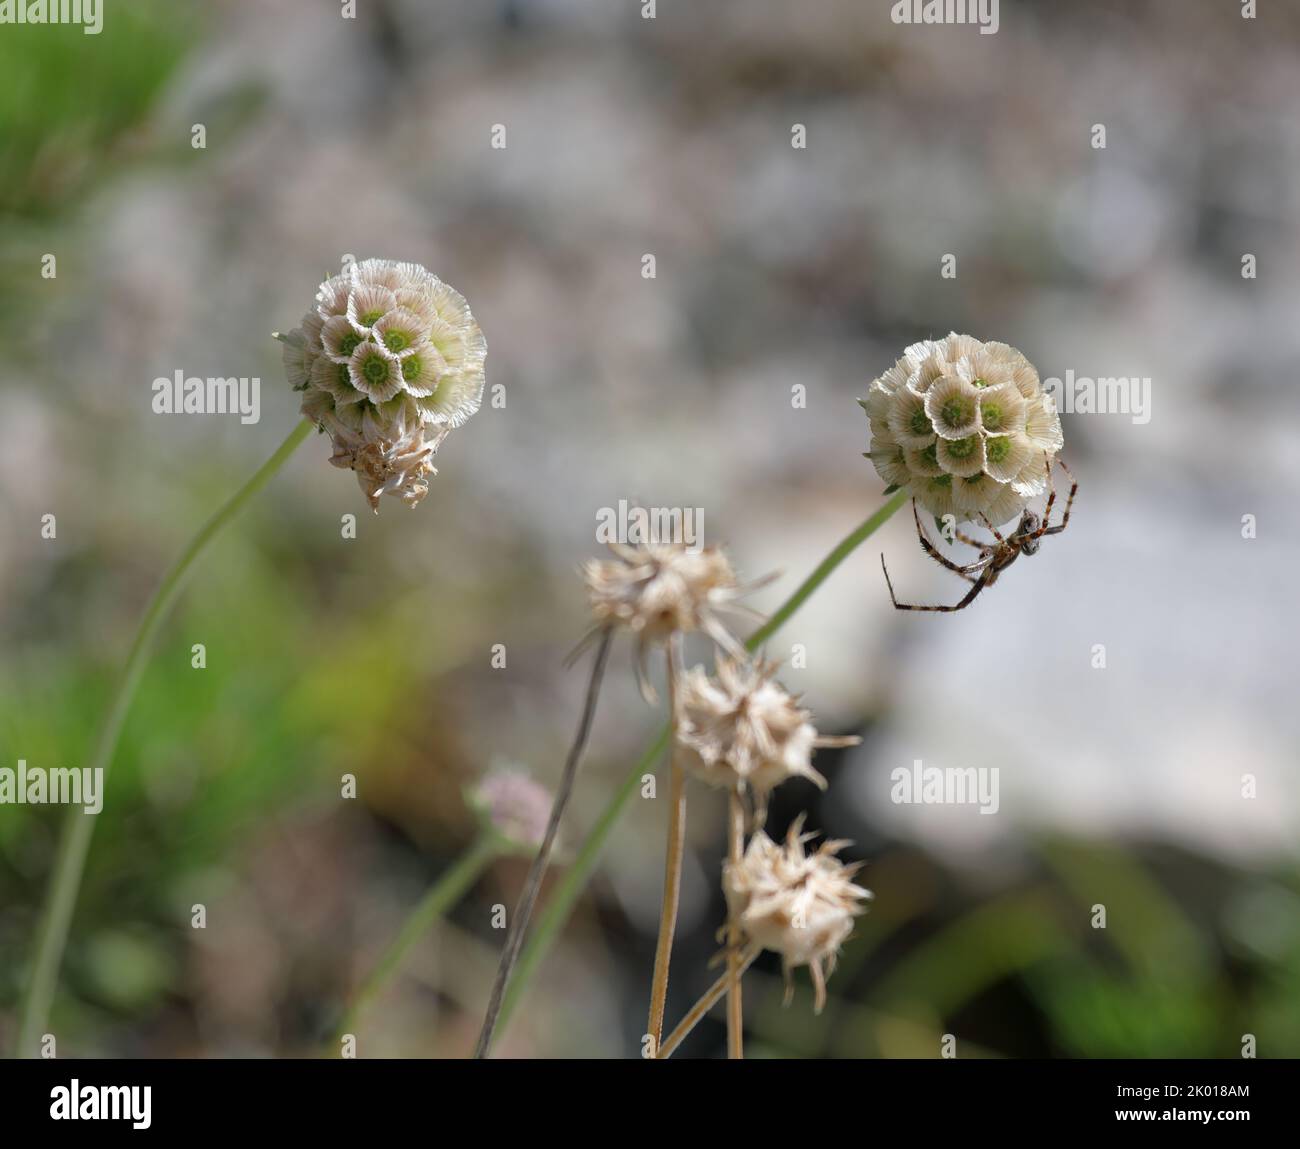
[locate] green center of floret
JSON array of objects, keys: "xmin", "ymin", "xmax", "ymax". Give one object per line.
[
  {"xmin": 363, "ymin": 354, "xmax": 391, "ymax": 386},
  {"xmin": 335, "ymin": 364, "xmax": 351, "ymax": 389},
  {"xmin": 909, "ymin": 407, "xmax": 931, "ymax": 436},
  {"xmin": 986, "ymin": 436, "xmax": 1011, "ymax": 464},
  {"xmin": 932, "ymin": 474, "xmax": 952, "ymax": 488},
  {"xmin": 921, "ymin": 443, "xmax": 939, "ymax": 467},
  {"xmin": 401, "ymin": 355, "xmax": 422, "ymax": 381},
  {"xmin": 946, "ymin": 436, "xmax": 977, "ymax": 460},
  {"xmin": 941, "ymin": 398, "xmax": 972, "ymax": 428},
  {"xmin": 383, "ymin": 330, "xmax": 411, "ymax": 353},
  {"xmin": 360, "ymin": 309, "xmax": 385, "ymax": 327},
  {"xmin": 339, "ymin": 332, "xmax": 363, "ymax": 358},
  {"xmin": 982, "ymin": 403, "xmax": 1003, "ymax": 430},
  {"xmin": 972, "ymin": 376, "xmax": 989, "ymax": 388}
]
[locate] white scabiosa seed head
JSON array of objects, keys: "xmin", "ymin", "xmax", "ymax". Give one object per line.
[
  {"xmin": 469, "ymin": 767, "xmax": 553, "ymax": 854},
  {"xmin": 723, "ymin": 817, "xmax": 872, "ymax": 1012},
  {"xmin": 281, "ymin": 258, "xmax": 486, "ymax": 511},
  {"xmin": 860, "ymin": 334, "xmax": 1062, "ymax": 526},
  {"xmin": 674, "ymin": 656, "xmax": 858, "ymax": 803}
]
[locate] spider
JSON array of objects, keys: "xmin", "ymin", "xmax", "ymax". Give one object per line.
[{"xmin": 881, "ymin": 459, "xmax": 1076, "ymax": 612}]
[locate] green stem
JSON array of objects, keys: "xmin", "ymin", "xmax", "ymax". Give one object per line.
[
  {"xmin": 747, "ymin": 489, "xmax": 908, "ymax": 648},
  {"xmin": 332, "ymin": 834, "xmax": 498, "ymax": 1051},
  {"xmin": 13, "ymin": 419, "xmax": 315, "ymax": 1058},
  {"xmin": 495, "ymin": 488, "xmax": 908, "ymax": 1040}
]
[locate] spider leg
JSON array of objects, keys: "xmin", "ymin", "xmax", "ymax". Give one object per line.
[
  {"xmin": 1031, "ymin": 458, "xmax": 1058, "ymax": 537},
  {"xmin": 979, "ymin": 514, "xmax": 1007, "ymax": 543},
  {"xmin": 1040, "ymin": 458, "xmax": 1077, "ymax": 536},
  {"xmin": 912, "ymin": 501, "xmax": 990, "ymax": 576},
  {"xmin": 953, "ymin": 528, "xmax": 990, "ymax": 550},
  {"xmin": 882, "ymin": 553, "xmax": 991, "ymax": 612}
]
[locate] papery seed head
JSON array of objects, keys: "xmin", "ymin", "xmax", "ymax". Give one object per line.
[
  {"xmin": 858, "ymin": 334, "xmax": 1064, "ymax": 526},
  {"xmin": 284, "ymin": 259, "xmax": 486, "ymax": 511}
]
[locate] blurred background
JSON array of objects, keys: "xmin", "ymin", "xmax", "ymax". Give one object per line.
[{"xmin": 2, "ymin": 0, "xmax": 1299, "ymax": 1058}]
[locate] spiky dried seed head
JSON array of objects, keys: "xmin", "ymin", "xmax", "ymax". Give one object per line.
[
  {"xmin": 723, "ymin": 818, "xmax": 871, "ymax": 1012},
  {"xmin": 675, "ymin": 656, "xmax": 858, "ymax": 800},
  {"xmin": 580, "ymin": 542, "xmax": 768, "ymax": 700}
]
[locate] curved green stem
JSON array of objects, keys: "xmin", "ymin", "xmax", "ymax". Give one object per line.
[
  {"xmin": 13, "ymin": 419, "xmax": 314, "ymax": 1058},
  {"xmin": 495, "ymin": 488, "xmax": 908, "ymax": 1041},
  {"xmin": 747, "ymin": 489, "xmax": 908, "ymax": 647},
  {"xmin": 332, "ymin": 833, "xmax": 498, "ymax": 1051}
]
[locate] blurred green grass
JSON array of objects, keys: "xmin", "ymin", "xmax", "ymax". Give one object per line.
[{"xmin": 0, "ymin": 1, "xmax": 193, "ymax": 221}]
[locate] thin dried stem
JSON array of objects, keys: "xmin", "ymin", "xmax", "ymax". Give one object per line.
[
  {"xmin": 725, "ymin": 788, "xmax": 746, "ymax": 1059},
  {"xmin": 645, "ymin": 636, "xmax": 686, "ymax": 1050},
  {"xmin": 472, "ymin": 626, "xmax": 614, "ymax": 1059},
  {"xmin": 656, "ymin": 942, "xmax": 761, "ymax": 1059}
]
